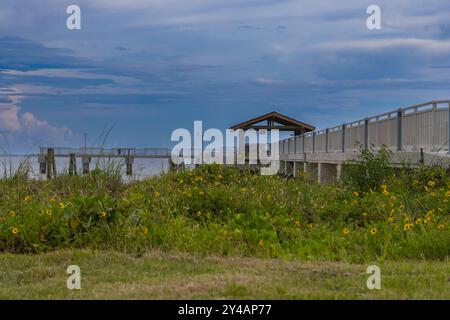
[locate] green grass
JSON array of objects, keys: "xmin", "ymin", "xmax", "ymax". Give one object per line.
[
  {"xmin": 0, "ymin": 249, "xmax": 448, "ymax": 299},
  {"xmin": 0, "ymin": 163, "xmax": 449, "ymax": 262},
  {"xmin": 1, "ymin": 153, "xmax": 449, "ymax": 299}
]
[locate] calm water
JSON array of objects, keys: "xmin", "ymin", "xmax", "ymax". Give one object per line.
[{"xmin": 0, "ymin": 155, "xmax": 169, "ymax": 180}]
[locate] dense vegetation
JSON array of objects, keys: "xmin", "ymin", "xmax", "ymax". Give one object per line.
[{"xmin": 0, "ymin": 148, "xmax": 449, "ymax": 262}]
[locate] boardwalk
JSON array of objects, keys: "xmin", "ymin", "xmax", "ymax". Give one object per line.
[
  {"xmin": 38, "ymin": 147, "xmax": 171, "ymax": 177},
  {"xmin": 38, "ymin": 100, "xmax": 450, "ymax": 181},
  {"xmin": 279, "ymin": 100, "xmax": 450, "ymax": 182}
]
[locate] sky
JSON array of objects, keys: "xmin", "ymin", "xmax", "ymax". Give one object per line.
[{"xmin": 1, "ymin": 0, "xmax": 450, "ymax": 153}]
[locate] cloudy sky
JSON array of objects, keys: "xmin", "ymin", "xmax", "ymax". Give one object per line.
[{"xmin": 1, "ymin": 0, "xmax": 450, "ymax": 152}]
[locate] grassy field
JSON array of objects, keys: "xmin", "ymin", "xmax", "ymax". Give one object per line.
[
  {"xmin": 0, "ymin": 148, "xmax": 449, "ymax": 299},
  {"xmin": 0, "ymin": 249, "xmax": 448, "ymax": 299}
]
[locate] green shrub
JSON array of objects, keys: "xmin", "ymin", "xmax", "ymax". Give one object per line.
[{"xmin": 341, "ymin": 143, "xmax": 393, "ymax": 192}]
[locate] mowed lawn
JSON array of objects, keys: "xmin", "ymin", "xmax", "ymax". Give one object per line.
[{"xmin": 0, "ymin": 249, "xmax": 448, "ymax": 299}]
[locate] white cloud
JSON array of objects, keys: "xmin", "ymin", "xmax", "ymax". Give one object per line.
[
  {"xmin": 0, "ymin": 93, "xmax": 78, "ymax": 152},
  {"xmin": 255, "ymin": 78, "xmax": 287, "ymax": 85},
  {"xmin": 316, "ymin": 38, "xmax": 450, "ymax": 54}
]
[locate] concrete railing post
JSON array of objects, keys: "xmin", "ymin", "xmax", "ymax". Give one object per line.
[
  {"xmin": 364, "ymin": 118, "xmax": 369, "ymax": 149},
  {"xmin": 341, "ymin": 124, "xmax": 346, "ymax": 153},
  {"xmin": 325, "ymin": 128, "xmax": 329, "ymax": 153},
  {"xmin": 397, "ymin": 108, "xmax": 402, "ymax": 152},
  {"xmin": 302, "ymin": 135, "xmax": 305, "ymax": 154},
  {"xmin": 294, "ymin": 137, "xmax": 297, "ymax": 154},
  {"xmin": 312, "ymin": 132, "xmax": 316, "ymax": 154},
  {"xmin": 448, "ymin": 102, "xmax": 450, "ymax": 154}
]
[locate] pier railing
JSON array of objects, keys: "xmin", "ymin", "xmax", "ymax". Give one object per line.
[
  {"xmin": 281, "ymin": 100, "xmax": 450, "ymax": 156},
  {"xmin": 39, "ymin": 147, "xmax": 171, "ymax": 158}
]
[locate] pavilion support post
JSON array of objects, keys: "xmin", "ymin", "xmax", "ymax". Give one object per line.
[
  {"xmin": 325, "ymin": 128, "xmax": 329, "ymax": 153},
  {"xmin": 341, "ymin": 124, "xmax": 346, "ymax": 153}
]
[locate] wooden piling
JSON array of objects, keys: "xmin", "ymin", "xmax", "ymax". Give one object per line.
[
  {"xmin": 125, "ymin": 156, "xmax": 133, "ymax": 176},
  {"xmin": 69, "ymin": 153, "xmax": 77, "ymax": 176},
  {"xmin": 46, "ymin": 148, "xmax": 56, "ymax": 179},
  {"xmin": 82, "ymin": 156, "xmax": 90, "ymax": 174},
  {"xmin": 39, "ymin": 153, "xmax": 47, "ymax": 175}
]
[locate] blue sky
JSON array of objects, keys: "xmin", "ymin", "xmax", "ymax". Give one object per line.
[{"xmin": 1, "ymin": 0, "xmax": 450, "ymax": 153}]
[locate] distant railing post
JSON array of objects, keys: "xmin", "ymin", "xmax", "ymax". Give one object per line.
[
  {"xmin": 341, "ymin": 124, "xmax": 346, "ymax": 153},
  {"xmin": 302, "ymin": 135, "xmax": 305, "ymax": 154},
  {"xmin": 294, "ymin": 137, "xmax": 297, "ymax": 154},
  {"xmin": 448, "ymin": 102, "xmax": 450, "ymax": 154},
  {"xmin": 312, "ymin": 132, "xmax": 315, "ymax": 153},
  {"xmin": 397, "ymin": 108, "xmax": 402, "ymax": 152},
  {"xmin": 325, "ymin": 128, "xmax": 329, "ymax": 153},
  {"xmin": 364, "ymin": 118, "xmax": 369, "ymax": 149}
]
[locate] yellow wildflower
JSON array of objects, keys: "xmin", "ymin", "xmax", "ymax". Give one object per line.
[
  {"xmin": 353, "ymin": 191, "xmax": 359, "ymax": 197},
  {"xmin": 46, "ymin": 209, "xmax": 52, "ymax": 216},
  {"xmin": 258, "ymin": 239, "xmax": 264, "ymax": 248},
  {"xmin": 59, "ymin": 202, "xmax": 65, "ymax": 209},
  {"xmin": 100, "ymin": 211, "xmax": 107, "ymax": 218},
  {"xmin": 404, "ymin": 223, "xmax": 413, "ymax": 231},
  {"xmin": 415, "ymin": 218, "xmax": 422, "ymax": 225},
  {"xmin": 427, "ymin": 181, "xmax": 435, "ymax": 188},
  {"xmin": 154, "ymin": 191, "xmax": 160, "ymax": 198},
  {"xmin": 387, "ymin": 216, "xmax": 395, "ymax": 223},
  {"xmin": 370, "ymin": 227, "xmax": 377, "ymax": 236},
  {"xmin": 351, "ymin": 199, "xmax": 358, "ymax": 206},
  {"xmin": 9, "ymin": 210, "xmax": 16, "ymax": 217},
  {"xmin": 142, "ymin": 226, "xmax": 149, "ymax": 236},
  {"xmin": 342, "ymin": 228, "xmax": 350, "ymax": 237},
  {"xmin": 11, "ymin": 227, "xmax": 19, "ymax": 236},
  {"xmin": 24, "ymin": 196, "xmax": 31, "ymax": 202},
  {"xmin": 383, "ymin": 190, "xmax": 389, "ymax": 196},
  {"xmin": 437, "ymin": 223, "xmax": 447, "ymax": 230}
]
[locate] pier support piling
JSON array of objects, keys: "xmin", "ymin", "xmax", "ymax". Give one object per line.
[
  {"xmin": 126, "ymin": 156, "xmax": 134, "ymax": 176},
  {"xmin": 69, "ymin": 153, "xmax": 77, "ymax": 176},
  {"xmin": 46, "ymin": 148, "xmax": 56, "ymax": 179},
  {"xmin": 82, "ymin": 156, "xmax": 91, "ymax": 174}
]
